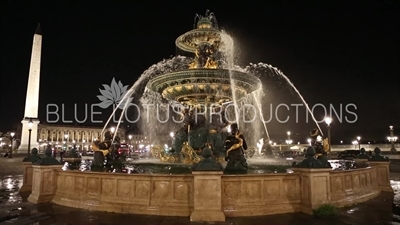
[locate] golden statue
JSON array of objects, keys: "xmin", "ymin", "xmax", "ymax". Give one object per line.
[
  {"xmin": 180, "ymin": 142, "xmax": 200, "ymax": 164},
  {"xmin": 226, "ymin": 131, "xmax": 243, "ymax": 157}
]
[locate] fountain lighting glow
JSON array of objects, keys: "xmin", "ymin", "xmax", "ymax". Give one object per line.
[{"xmin": 99, "ymin": 9, "xmax": 326, "ymax": 162}]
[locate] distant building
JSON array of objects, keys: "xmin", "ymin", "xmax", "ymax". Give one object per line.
[{"xmin": 37, "ymin": 124, "xmax": 126, "ymax": 150}]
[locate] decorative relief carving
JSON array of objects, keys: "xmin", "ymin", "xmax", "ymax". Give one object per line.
[
  {"xmin": 173, "ymin": 181, "xmax": 189, "ymax": 201},
  {"xmin": 224, "ymin": 182, "xmax": 240, "ymax": 198},
  {"xmin": 282, "ymin": 179, "xmax": 299, "ymax": 199},
  {"xmin": 135, "ymin": 180, "xmax": 150, "ymax": 198},
  {"xmin": 117, "ymin": 179, "xmax": 132, "ymax": 197},
  {"xmin": 243, "ymin": 181, "xmax": 261, "ymax": 199},
  {"xmin": 360, "ymin": 173, "xmax": 366, "ymax": 187},
  {"xmin": 65, "ymin": 175, "xmax": 73, "ymax": 190},
  {"xmin": 263, "ymin": 180, "xmax": 280, "ymax": 200},
  {"xmin": 87, "ymin": 177, "xmax": 100, "ymax": 195},
  {"xmin": 57, "ymin": 175, "xmax": 64, "ymax": 190},
  {"xmin": 353, "ymin": 175, "xmax": 360, "ymax": 189},
  {"xmin": 366, "ymin": 172, "xmax": 371, "ymax": 186},
  {"xmin": 344, "ymin": 175, "xmax": 352, "ymax": 190},
  {"xmin": 74, "ymin": 176, "xmax": 85, "ymax": 192},
  {"xmin": 102, "ymin": 179, "xmax": 116, "ymax": 196},
  {"xmin": 153, "ymin": 181, "xmax": 170, "ymax": 198},
  {"xmin": 332, "ymin": 176, "xmax": 343, "ymax": 192}
]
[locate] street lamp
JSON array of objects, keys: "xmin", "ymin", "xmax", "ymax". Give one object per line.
[
  {"xmin": 307, "ymin": 138, "xmax": 311, "ymax": 146},
  {"xmin": 388, "ymin": 126, "xmax": 397, "ymax": 152},
  {"xmin": 357, "ymin": 136, "xmax": 361, "ymax": 150},
  {"xmin": 8, "ymin": 132, "xmax": 15, "ymax": 158},
  {"xmin": 352, "ymin": 140, "xmax": 358, "ymax": 150},
  {"xmin": 324, "ymin": 117, "xmax": 332, "ymax": 157},
  {"xmin": 27, "ymin": 118, "xmax": 33, "ymax": 156}
]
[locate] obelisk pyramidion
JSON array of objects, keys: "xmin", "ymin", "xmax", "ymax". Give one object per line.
[{"xmin": 19, "ymin": 24, "xmax": 42, "ymax": 153}]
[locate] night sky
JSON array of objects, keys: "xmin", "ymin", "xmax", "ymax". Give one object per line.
[{"xmin": 1, "ymin": 1, "xmax": 399, "ymax": 143}]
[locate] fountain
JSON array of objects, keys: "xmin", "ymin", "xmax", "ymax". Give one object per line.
[
  {"xmin": 145, "ymin": 10, "xmax": 261, "ymax": 165},
  {"xmin": 22, "ymin": 10, "xmax": 393, "ymax": 222}
]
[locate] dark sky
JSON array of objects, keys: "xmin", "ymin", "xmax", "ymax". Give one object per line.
[{"xmin": 0, "ymin": 1, "xmax": 399, "ymax": 143}]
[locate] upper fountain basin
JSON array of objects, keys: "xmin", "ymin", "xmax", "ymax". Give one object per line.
[{"xmin": 146, "ymin": 68, "xmax": 261, "ymax": 104}]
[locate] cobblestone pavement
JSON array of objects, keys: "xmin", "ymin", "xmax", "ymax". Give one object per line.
[{"xmin": 0, "ymin": 157, "xmax": 399, "ymax": 225}]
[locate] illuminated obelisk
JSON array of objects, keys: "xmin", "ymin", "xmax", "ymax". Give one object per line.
[{"xmin": 19, "ymin": 24, "xmax": 42, "ymax": 153}]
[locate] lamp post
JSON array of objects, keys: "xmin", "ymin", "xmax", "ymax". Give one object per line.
[
  {"xmin": 128, "ymin": 135, "xmax": 132, "ymax": 149},
  {"xmin": 357, "ymin": 136, "xmax": 361, "ymax": 150},
  {"xmin": 352, "ymin": 140, "xmax": 358, "ymax": 150},
  {"xmin": 388, "ymin": 126, "xmax": 397, "ymax": 152},
  {"xmin": 27, "ymin": 118, "xmax": 33, "ymax": 156},
  {"xmin": 8, "ymin": 132, "xmax": 15, "ymax": 158},
  {"xmin": 286, "ymin": 131, "xmax": 291, "ymax": 148},
  {"xmin": 324, "ymin": 117, "xmax": 332, "ymax": 157}
]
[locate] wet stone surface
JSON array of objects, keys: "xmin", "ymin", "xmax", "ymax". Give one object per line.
[{"xmin": 0, "ymin": 174, "xmax": 399, "ymax": 225}]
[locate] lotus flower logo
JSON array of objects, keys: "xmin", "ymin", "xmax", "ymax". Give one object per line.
[{"xmin": 97, "ymin": 78, "xmax": 130, "ymax": 109}]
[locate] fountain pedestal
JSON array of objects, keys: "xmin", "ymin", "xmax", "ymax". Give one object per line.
[
  {"xmin": 292, "ymin": 168, "xmax": 332, "ymax": 214},
  {"xmin": 190, "ymin": 171, "xmax": 225, "ymax": 222},
  {"xmin": 19, "ymin": 162, "xmax": 33, "ymax": 193},
  {"xmin": 28, "ymin": 165, "xmax": 61, "ymax": 204},
  {"xmin": 368, "ymin": 161, "xmax": 393, "ymax": 193}
]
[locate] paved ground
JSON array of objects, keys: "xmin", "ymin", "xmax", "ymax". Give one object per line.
[{"xmin": 0, "ymin": 156, "xmax": 399, "ymax": 225}]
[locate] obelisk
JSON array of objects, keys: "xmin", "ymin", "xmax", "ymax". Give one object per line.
[{"xmin": 19, "ymin": 24, "xmax": 42, "ymax": 153}]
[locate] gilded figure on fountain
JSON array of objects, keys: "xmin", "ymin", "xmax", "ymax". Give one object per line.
[
  {"xmin": 224, "ymin": 123, "xmax": 248, "ymax": 172},
  {"xmin": 310, "ymin": 128, "xmax": 331, "ymax": 167}
]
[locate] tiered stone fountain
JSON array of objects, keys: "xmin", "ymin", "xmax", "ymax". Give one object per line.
[{"xmin": 147, "ymin": 10, "xmax": 261, "ymax": 164}]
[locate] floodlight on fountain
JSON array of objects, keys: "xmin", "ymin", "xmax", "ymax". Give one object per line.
[
  {"xmin": 170, "ymin": 132, "xmax": 175, "ymax": 138},
  {"xmin": 269, "ymin": 140, "xmax": 272, "ymax": 144},
  {"xmin": 227, "ymin": 125, "xmax": 231, "ymax": 133},
  {"xmin": 110, "ymin": 127, "xmax": 115, "ymax": 134},
  {"xmin": 324, "ymin": 117, "xmax": 332, "ymax": 126}
]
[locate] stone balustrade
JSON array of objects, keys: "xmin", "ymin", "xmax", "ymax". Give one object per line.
[{"xmin": 24, "ymin": 162, "xmax": 392, "ymax": 222}]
